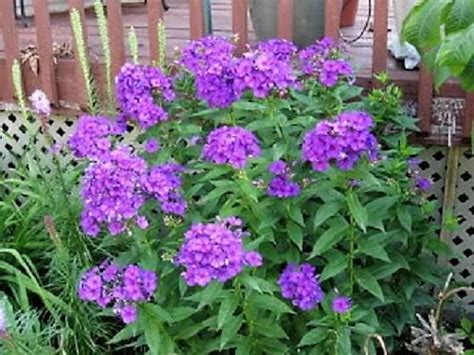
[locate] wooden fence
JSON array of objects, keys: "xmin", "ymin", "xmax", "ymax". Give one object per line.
[{"xmin": 0, "ymin": 0, "xmax": 472, "ymax": 145}]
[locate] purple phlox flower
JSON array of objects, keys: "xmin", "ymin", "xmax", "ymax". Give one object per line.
[
  {"xmin": 49, "ymin": 143, "xmax": 62, "ymax": 155},
  {"xmin": 80, "ymin": 146, "xmax": 148, "ymax": 236},
  {"xmin": 116, "ymin": 63, "xmax": 175, "ymax": 129},
  {"xmin": 141, "ymin": 163, "xmax": 187, "ymax": 216},
  {"xmin": 256, "ymin": 39, "xmax": 297, "ymax": 63},
  {"xmin": 298, "ymin": 37, "xmax": 341, "ymax": 76},
  {"xmin": 180, "ymin": 36, "xmax": 239, "ymax": 108},
  {"xmin": 29, "ymin": 89, "xmax": 51, "ymax": 116},
  {"xmin": 203, "ymin": 126, "xmax": 261, "ymax": 169},
  {"xmin": 414, "ymin": 176, "xmax": 432, "ymax": 193},
  {"xmin": 267, "ymin": 160, "xmax": 300, "ymax": 198},
  {"xmin": 302, "ymin": 111, "xmax": 379, "ymax": 172},
  {"xmin": 278, "ymin": 263, "xmax": 324, "ymax": 311},
  {"xmin": 78, "ymin": 260, "xmax": 157, "ymax": 324},
  {"xmin": 143, "ymin": 138, "xmax": 160, "ymax": 153},
  {"xmin": 233, "ymin": 50, "xmax": 298, "ymax": 98},
  {"xmin": 331, "ymin": 295, "xmax": 352, "ymax": 314},
  {"xmin": 319, "ymin": 59, "xmax": 353, "ymax": 87},
  {"xmin": 175, "ymin": 217, "xmax": 262, "ymax": 286},
  {"xmin": 68, "ymin": 115, "xmax": 116, "ymax": 160}
]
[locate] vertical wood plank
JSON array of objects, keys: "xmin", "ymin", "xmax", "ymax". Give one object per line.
[
  {"xmin": 372, "ymin": 0, "xmax": 389, "ymax": 75},
  {"xmin": 68, "ymin": 0, "xmax": 88, "ymax": 109},
  {"xmin": 277, "ymin": 0, "xmax": 293, "ymax": 40},
  {"xmin": 232, "ymin": 0, "xmax": 248, "ymax": 55},
  {"xmin": 107, "ymin": 0, "xmax": 125, "ymax": 78},
  {"xmin": 418, "ymin": 65, "xmax": 433, "ymax": 134},
  {"xmin": 33, "ymin": 0, "xmax": 58, "ymax": 105},
  {"xmin": 0, "ymin": 0, "xmax": 20, "ymax": 101},
  {"xmin": 189, "ymin": 0, "xmax": 205, "ymax": 39},
  {"xmin": 147, "ymin": 0, "xmax": 163, "ymax": 64},
  {"xmin": 324, "ymin": 0, "xmax": 342, "ymax": 40},
  {"xmin": 464, "ymin": 93, "xmax": 474, "ymax": 138}
]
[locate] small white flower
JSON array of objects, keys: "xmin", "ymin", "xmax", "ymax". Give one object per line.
[{"xmin": 29, "ymin": 89, "xmax": 51, "ymax": 116}]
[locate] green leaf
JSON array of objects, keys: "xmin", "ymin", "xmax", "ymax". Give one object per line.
[
  {"xmin": 254, "ymin": 319, "xmax": 289, "ymax": 339},
  {"xmin": 140, "ymin": 304, "xmax": 164, "ymax": 355},
  {"xmin": 247, "ymin": 293, "xmax": 295, "ymax": 314},
  {"xmin": 313, "ymin": 202, "xmax": 343, "ymax": 229},
  {"xmin": 218, "ymin": 295, "xmax": 239, "ymax": 330},
  {"xmin": 358, "ymin": 240, "xmax": 390, "ymax": 262},
  {"xmin": 337, "ymin": 327, "xmax": 352, "ymax": 354},
  {"xmin": 288, "ymin": 204, "xmax": 305, "ymax": 226},
  {"xmin": 436, "ymin": 23, "xmax": 474, "ymax": 74},
  {"xmin": 347, "ymin": 192, "xmax": 368, "ymax": 232},
  {"xmin": 310, "ymin": 224, "xmax": 349, "ymax": 258},
  {"xmin": 287, "ymin": 221, "xmax": 303, "ymax": 250},
  {"xmin": 298, "ymin": 328, "xmax": 328, "ymax": 346},
  {"xmin": 365, "ymin": 196, "xmax": 398, "ymax": 228},
  {"xmin": 170, "ymin": 307, "xmax": 196, "ymax": 322},
  {"xmin": 320, "ymin": 254, "xmax": 348, "ymax": 281},
  {"xmin": 108, "ymin": 323, "xmax": 139, "ymax": 345},
  {"xmin": 355, "ymin": 270, "xmax": 385, "ymax": 301},
  {"xmin": 220, "ymin": 315, "xmax": 243, "ymax": 350},
  {"xmin": 239, "ymin": 274, "xmax": 277, "ymax": 294},
  {"xmin": 397, "ymin": 205, "xmax": 412, "ymax": 232},
  {"xmin": 444, "ymin": 0, "xmax": 474, "ymax": 33},
  {"xmin": 232, "ymin": 101, "xmax": 267, "ymax": 111}
]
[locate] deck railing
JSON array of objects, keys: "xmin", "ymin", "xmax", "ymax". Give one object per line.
[{"xmin": 0, "ymin": 0, "xmax": 472, "ymax": 144}]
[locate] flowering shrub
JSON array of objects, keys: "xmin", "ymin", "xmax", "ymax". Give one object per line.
[{"xmin": 61, "ymin": 37, "xmax": 446, "ymax": 353}]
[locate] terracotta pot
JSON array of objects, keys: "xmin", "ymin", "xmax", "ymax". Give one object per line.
[{"xmin": 340, "ymin": 0, "xmax": 359, "ymax": 28}]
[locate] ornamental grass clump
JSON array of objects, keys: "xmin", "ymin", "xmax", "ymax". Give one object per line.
[{"xmin": 25, "ymin": 34, "xmax": 446, "ymax": 354}]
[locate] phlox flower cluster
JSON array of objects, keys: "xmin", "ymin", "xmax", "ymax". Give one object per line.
[
  {"xmin": 267, "ymin": 160, "xmax": 300, "ymax": 198},
  {"xmin": 181, "ymin": 36, "xmax": 238, "ymax": 108},
  {"xmin": 143, "ymin": 138, "xmax": 160, "ymax": 153},
  {"xmin": 175, "ymin": 217, "xmax": 263, "ymax": 286},
  {"xmin": 29, "ymin": 89, "xmax": 51, "ymax": 116},
  {"xmin": 80, "ymin": 147, "xmax": 148, "ymax": 237},
  {"xmin": 298, "ymin": 37, "xmax": 339, "ymax": 76},
  {"xmin": 331, "ymin": 296, "xmax": 352, "ymax": 314},
  {"xmin": 233, "ymin": 50, "xmax": 298, "ymax": 98},
  {"xmin": 320, "ymin": 59, "xmax": 353, "ymax": 87},
  {"xmin": 78, "ymin": 261, "xmax": 157, "ymax": 324},
  {"xmin": 203, "ymin": 126, "xmax": 261, "ymax": 169},
  {"xmin": 116, "ymin": 63, "xmax": 175, "ymax": 129},
  {"xmin": 141, "ymin": 163, "xmax": 187, "ymax": 216},
  {"xmin": 408, "ymin": 157, "xmax": 432, "ymax": 193},
  {"xmin": 278, "ymin": 263, "xmax": 324, "ymax": 311},
  {"xmin": 302, "ymin": 111, "xmax": 379, "ymax": 172},
  {"xmin": 68, "ymin": 115, "xmax": 116, "ymax": 160},
  {"xmin": 256, "ymin": 39, "xmax": 297, "ymax": 63}
]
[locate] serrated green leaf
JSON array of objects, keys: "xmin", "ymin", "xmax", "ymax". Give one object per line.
[
  {"xmin": 320, "ymin": 254, "xmax": 348, "ymax": 281},
  {"xmin": 355, "ymin": 271, "xmax": 384, "ymax": 301},
  {"xmin": 287, "ymin": 221, "xmax": 303, "ymax": 250},
  {"xmin": 247, "ymin": 293, "xmax": 295, "ymax": 314},
  {"xmin": 347, "ymin": 192, "xmax": 368, "ymax": 232},
  {"xmin": 298, "ymin": 328, "xmax": 328, "ymax": 346},
  {"xmin": 218, "ymin": 295, "xmax": 239, "ymax": 329},
  {"xmin": 313, "ymin": 202, "xmax": 343, "ymax": 229},
  {"xmin": 310, "ymin": 224, "xmax": 349, "ymax": 258}
]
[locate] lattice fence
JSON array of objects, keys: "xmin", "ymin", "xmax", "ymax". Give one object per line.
[{"xmin": 1, "ymin": 112, "xmax": 473, "ymax": 311}]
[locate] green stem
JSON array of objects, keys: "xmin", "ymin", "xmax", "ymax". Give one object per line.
[{"xmin": 349, "ymin": 217, "xmax": 356, "ymax": 296}]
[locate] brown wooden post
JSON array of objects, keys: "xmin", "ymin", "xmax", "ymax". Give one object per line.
[
  {"xmin": 324, "ymin": 0, "xmax": 342, "ymax": 40},
  {"xmin": 464, "ymin": 93, "xmax": 474, "ymax": 138},
  {"xmin": 33, "ymin": 0, "xmax": 59, "ymax": 105},
  {"xmin": 107, "ymin": 0, "xmax": 126, "ymax": 78},
  {"xmin": 417, "ymin": 65, "xmax": 434, "ymax": 134},
  {"xmin": 68, "ymin": 0, "xmax": 89, "ymax": 109},
  {"xmin": 372, "ymin": 0, "xmax": 389, "ymax": 75},
  {"xmin": 189, "ymin": 0, "xmax": 205, "ymax": 39},
  {"xmin": 0, "ymin": 0, "xmax": 20, "ymax": 102},
  {"xmin": 277, "ymin": 0, "xmax": 293, "ymax": 40},
  {"xmin": 232, "ymin": 0, "xmax": 248, "ymax": 55},
  {"xmin": 147, "ymin": 0, "xmax": 163, "ymax": 64}
]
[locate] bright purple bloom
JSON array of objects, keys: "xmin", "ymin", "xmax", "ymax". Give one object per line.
[
  {"xmin": 69, "ymin": 115, "xmax": 116, "ymax": 160},
  {"xmin": 175, "ymin": 217, "xmax": 262, "ymax": 286},
  {"xmin": 332, "ymin": 296, "xmax": 352, "ymax": 314},
  {"xmin": 203, "ymin": 126, "xmax": 261, "ymax": 169},
  {"xmin": 298, "ymin": 37, "xmax": 339, "ymax": 75},
  {"xmin": 302, "ymin": 111, "xmax": 379, "ymax": 172},
  {"xmin": 80, "ymin": 147, "xmax": 148, "ymax": 236},
  {"xmin": 78, "ymin": 261, "xmax": 157, "ymax": 324},
  {"xmin": 141, "ymin": 163, "xmax": 187, "ymax": 216},
  {"xmin": 233, "ymin": 50, "xmax": 298, "ymax": 98},
  {"xmin": 415, "ymin": 176, "xmax": 432, "ymax": 192},
  {"xmin": 29, "ymin": 90, "xmax": 51, "ymax": 116},
  {"xmin": 116, "ymin": 63, "xmax": 175, "ymax": 129},
  {"xmin": 268, "ymin": 160, "xmax": 288, "ymax": 175},
  {"xmin": 319, "ymin": 59, "xmax": 353, "ymax": 87},
  {"xmin": 268, "ymin": 176, "xmax": 300, "ymax": 198},
  {"xmin": 257, "ymin": 39, "xmax": 297, "ymax": 62},
  {"xmin": 278, "ymin": 263, "xmax": 324, "ymax": 311},
  {"xmin": 144, "ymin": 138, "xmax": 160, "ymax": 153}
]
